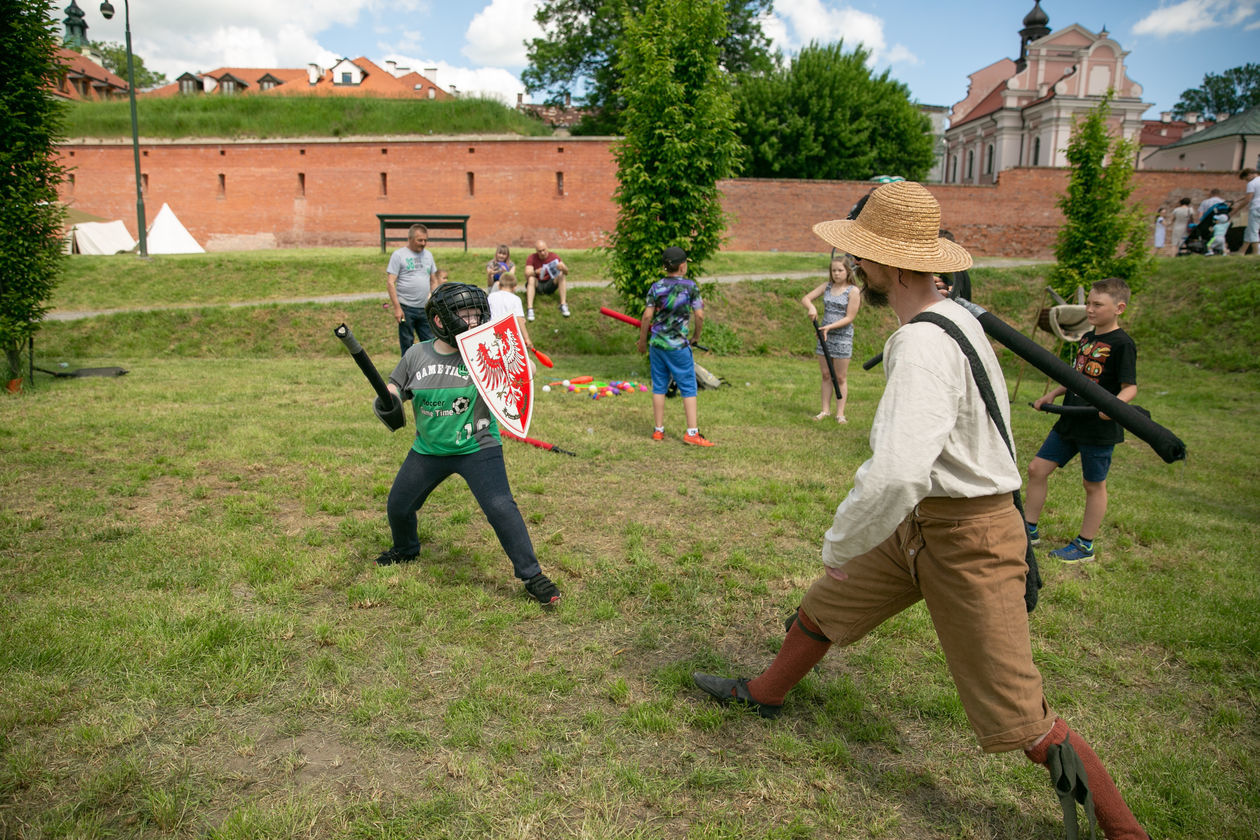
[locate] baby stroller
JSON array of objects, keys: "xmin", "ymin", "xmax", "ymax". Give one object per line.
[{"xmin": 1178, "ymin": 200, "xmax": 1232, "ymax": 255}]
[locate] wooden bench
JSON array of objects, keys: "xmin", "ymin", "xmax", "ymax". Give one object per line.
[{"xmin": 377, "ymin": 214, "xmax": 470, "ymax": 253}]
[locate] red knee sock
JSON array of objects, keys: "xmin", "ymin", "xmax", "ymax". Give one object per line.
[
  {"xmin": 746, "ymin": 610, "xmax": 831, "ymax": 706},
  {"xmin": 1025, "ymin": 718, "xmax": 1149, "ymax": 840}
]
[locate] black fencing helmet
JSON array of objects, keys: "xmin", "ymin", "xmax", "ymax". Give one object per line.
[{"xmin": 426, "ymin": 282, "xmax": 491, "ymax": 345}]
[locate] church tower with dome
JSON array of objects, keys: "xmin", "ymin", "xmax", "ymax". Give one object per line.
[{"xmin": 941, "ymin": 2, "xmax": 1150, "ymax": 184}]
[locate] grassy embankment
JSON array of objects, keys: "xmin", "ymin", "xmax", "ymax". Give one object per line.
[
  {"xmin": 64, "ymin": 94, "xmax": 553, "ymax": 140},
  {"xmin": 2, "ymin": 252, "xmax": 1257, "ymax": 838}
]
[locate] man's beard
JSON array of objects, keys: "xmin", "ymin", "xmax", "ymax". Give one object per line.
[{"xmin": 854, "ymin": 263, "xmax": 890, "ymax": 309}]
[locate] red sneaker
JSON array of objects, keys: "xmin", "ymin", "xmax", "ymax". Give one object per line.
[
  {"xmin": 652, "ymin": 430, "xmax": 665, "ymax": 441},
  {"xmin": 683, "ymin": 432, "xmax": 714, "ymax": 447}
]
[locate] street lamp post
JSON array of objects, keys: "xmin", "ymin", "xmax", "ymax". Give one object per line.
[{"xmin": 99, "ymin": 0, "xmax": 147, "ymax": 257}]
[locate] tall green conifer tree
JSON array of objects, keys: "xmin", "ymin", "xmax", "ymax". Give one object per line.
[
  {"xmin": 607, "ymin": 0, "xmax": 742, "ymax": 309},
  {"xmin": 1049, "ymin": 93, "xmax": 1151, "ymax": 303},
  {"xmin": 2, "ymin": 0, "xmax": 68, "ymax": 382}
]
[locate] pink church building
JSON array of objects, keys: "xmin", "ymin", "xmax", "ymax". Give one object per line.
[{"xmin": 942, "ymin": 1, "xmax": 1150, "ymax": 184}]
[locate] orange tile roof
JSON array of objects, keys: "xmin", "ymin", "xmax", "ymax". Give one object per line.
[
  {"xmin": 951, "ymin": 85, "xmax": 1006, "ymax": 128},
  {"xmin": 142, "ymin": 59, "xmax": 448, "ymax": 100},
  {"xmin": 1139, "ymin": 120, "xmax": 1199, "ymax": 147},
  {"xmin": 295, "ymin": 58, "xmax": 449, "ymax": 99},
  {"xmin": 145, "ymin": 67, "xmax": 311, "ymax": 97},
  {"xmin": 52, "ymin": 48, "xmax": 128, "ymax": 101}
]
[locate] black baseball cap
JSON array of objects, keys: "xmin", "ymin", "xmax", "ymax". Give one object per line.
[{"xmin": 662, "ymin": 246, "xmax": 688, "ymax": 268}]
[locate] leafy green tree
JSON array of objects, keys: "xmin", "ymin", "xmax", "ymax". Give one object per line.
[
  {"xmin": 522, "ymin": 0, "xmax": 773, "ymax": 135},
  {"xmin": 2, "ymin": 0, "xmax": 68, "ymax": 384},
  {"xmin": 86, "ymin": 40, "xmax": 168, "ymax": 90},
  {"xmin": 1173, "ymin": 63, "xmax": 1260, "ymax": 120},
  {"xmin": 733, "ymin": 40, "xmax": 934, "ymax": 181},
  {"xmin": 607, "ymin": 0, "xmax": 742, "ymax": 309},
  {"xmin": 1049, "ymin": 93, "xmax": 1151, "ymax": 306}
]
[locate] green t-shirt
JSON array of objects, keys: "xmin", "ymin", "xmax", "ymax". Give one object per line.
[{"xmin": 388, "ymin": 340, "xmax": 501, "ymax": 456}]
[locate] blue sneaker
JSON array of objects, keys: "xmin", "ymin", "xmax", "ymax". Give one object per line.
[
  {"xmin": 1026, "ymin": 522, "xmax": 1041, "ymax": 547},
  {"xmin": 1049, "ymin": 538, "xmax": 1095, "ymax": 563}
]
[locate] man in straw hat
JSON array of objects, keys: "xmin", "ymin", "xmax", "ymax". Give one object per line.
[{"xmin": 693, "ymin": 181, "xmax": 1148, "ymax": 839}]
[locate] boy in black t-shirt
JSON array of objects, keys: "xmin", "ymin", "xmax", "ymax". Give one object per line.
[{"xmin": 1024, "ymin": 278, "xmax": 1138, "ymax": 563}]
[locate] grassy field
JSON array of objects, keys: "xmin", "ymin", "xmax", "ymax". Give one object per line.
[
  {"xmin": 64, "ymin": 95, "xmax": 552, "ymax": 140},
  {"xmin": 3, "ymin": 253, "xmax": 1257, "ymax": 838},
  {"xmin": 48, "ymin": 249, "xmax": 828, "ymax": 313}
]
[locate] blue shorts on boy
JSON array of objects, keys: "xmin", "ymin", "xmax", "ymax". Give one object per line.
[
  {"xmin": 644, "ymin": 275, "xmax": 703, "ymax": 397},
  {"xmin": 1035, "ymin": 428, "xmax": 1114, "ymax": 482},
  {"xmin": 650, "ymin": 347, "xmax": 698, "ymax": 397},
  {"xmin": 1037, "ymin": 326, "xmax": 1137, "ymax": 482}
]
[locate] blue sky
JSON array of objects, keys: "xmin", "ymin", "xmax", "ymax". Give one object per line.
[{"xmin": 74, "ymin": 0, "xmax": 1255, "ymax": 118}]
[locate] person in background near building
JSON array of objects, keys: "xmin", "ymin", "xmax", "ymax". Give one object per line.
[
  {"xmin": 801, "ymin": 257, "xmax": 860, "ymax": 423},
  {"xmin": 1153, "ymin": 207, "xmax": 1166, "ymax": 251},
  {"xmin": 486, "ymin": 244, "xmax": 515, "ymax": 292},
  {"xmin": 1205, "ymin": 208, "xmax": 1232, "ymax": 256},
  {"xmin": 1241, "ymin": 169, "xmax": 1260, "ymax": 256},
  {"xmin": 934, "ymin": 229, "xmax": 972, "ymax": 300},
  {"xmin": 1168, "ymin": 198, "xmax": 1195, "ymax": 255},
  {"xmin": 1198, "ymin": 188, "xmax": 1225, "ymax": 220},
  {"xmin": 524, "ymin": 240, "xmax": 571, "ymax": 322},
  {"xmin": 692, "ymin": 181, "xmax": 1150, "ymax": 840},
  {"xmin": 386, "ymin": 224, "xmax": 439, "ymax": 356}
]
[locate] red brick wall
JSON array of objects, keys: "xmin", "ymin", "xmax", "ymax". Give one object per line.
[
  {"xmin": 58, "ymin": 138, "xmax": 1237, "ymax": 257},
  {"xmin": 59, "ymin": 138, "xmax": 621, "ymax": 251}
]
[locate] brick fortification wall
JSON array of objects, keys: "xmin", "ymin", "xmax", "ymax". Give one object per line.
[
  {"xmin": 58, "ymin": 138, "xmax": 1235, "ymax": 257},
  {"xmin": 59, "ymin": 137, "xmax": 620, "ymax": 251}
]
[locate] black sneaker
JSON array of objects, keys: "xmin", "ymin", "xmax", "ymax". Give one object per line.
[
  {"xmin": 373, "ymin": 548, "xmax": 418, "ymax": 566},
  {"xmin": 524, "ymin": 573, "xmax": 562, "ymax": 608},
  {"xmin": 692, "ymin": 672, "xmax": 783, "ymax": 719}
]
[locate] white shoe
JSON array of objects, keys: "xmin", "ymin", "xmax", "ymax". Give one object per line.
[
  {"xmin": 560, "ymin": 303, "xmax": 571, "ymax": 317},
  {"xmin": 526, "ymin": 308, "xmax": 535, "ymax": 322}
]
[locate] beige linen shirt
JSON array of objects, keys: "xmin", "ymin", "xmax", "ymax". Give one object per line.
[{"xmin": 822, "ymin": 300, "xmax": 1022, "ymax": 568}]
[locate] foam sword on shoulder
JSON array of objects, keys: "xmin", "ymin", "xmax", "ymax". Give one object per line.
[{"xmin": 864, "ymin": 301, "xmax": 1186, "ymax": 464}]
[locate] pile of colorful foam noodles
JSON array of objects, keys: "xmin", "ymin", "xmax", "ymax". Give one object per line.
[{"xmin": 542, "ymin": 375, "xmax": 650, "ymax": 400}]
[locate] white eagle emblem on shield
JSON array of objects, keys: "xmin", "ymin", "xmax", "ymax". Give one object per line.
[{"xmin": 456, "ymin": 314, "xmax": 534, "ymax": 439}]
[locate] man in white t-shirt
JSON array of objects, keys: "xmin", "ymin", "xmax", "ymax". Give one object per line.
[
  {"xmin": 386, "ymin": 224, "xmax": 439, "ymax": 355},
  {"xmin": 1241, "ymin": 169, "xmax": 1260, "ymax": 256}
]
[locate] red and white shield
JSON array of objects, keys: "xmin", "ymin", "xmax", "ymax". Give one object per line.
[{"xmin": 456, "ymin": 314, "xmax": 534, "ymax": 439}]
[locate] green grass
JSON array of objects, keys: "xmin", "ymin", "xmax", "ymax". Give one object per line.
[
  {"xmin": 64, "ymin": 94, "xmax": 553, "ymax": 140},
  {"xmin": 3, "ymin": 253, "xmax": 1258, "ymax": 838},
  {"xmin": 49, "ymin": 248, "xmax": 829, "ymax": 313}
]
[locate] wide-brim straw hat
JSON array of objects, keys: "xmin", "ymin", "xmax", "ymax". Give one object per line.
[{"xmin": 813, "ymin": 181, "xmax": 972, "ymax": 273}]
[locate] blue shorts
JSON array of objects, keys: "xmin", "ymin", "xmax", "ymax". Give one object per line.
[
  {"xmin": 649, "ymin": 345, "xmax": 698, "ymax": 398},
  {"xmin": 1036, "ymin": 429, "xmax": 1114, "ymax": 483}
]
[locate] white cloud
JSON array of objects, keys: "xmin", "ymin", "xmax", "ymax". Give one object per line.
[
  {"xmin": 886, "ymin": 44, "xmax": 920, "ymax": 66},
  {"xmin": 383, "ymin": 55, "xmax": 527, "ymax": 105},
  {"xmin": 461, "ymin": 0, "xmax": 543, "ymax": 67},
  {"xmin": 1133, "ymin": 0, "xmax": 1258, "ymax": 37},
  {"xmin": 763, "ymin": 0, "xmax": 914, "ymax": 66},
  {"xmin": 84, "ymin": 0, "xmax": 371, "ymax": 78}
]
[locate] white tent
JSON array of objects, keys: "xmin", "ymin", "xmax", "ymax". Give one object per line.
[
  {"xmin": 70, "ymin": 220, "xmax": 137, "ymax": 255},
  {"xmin": 145, "ymin": 203, "xmax": 205, "ymax": 254}
]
